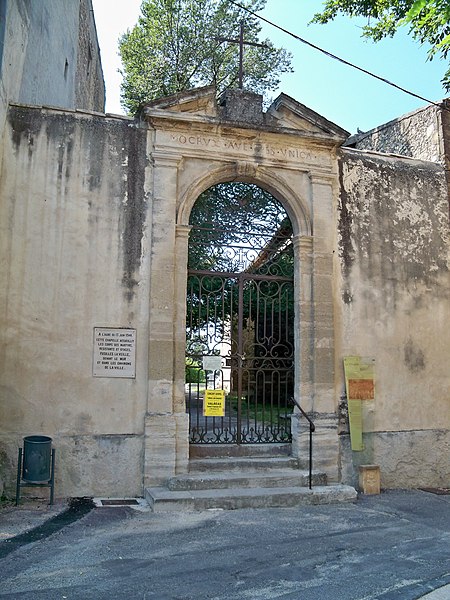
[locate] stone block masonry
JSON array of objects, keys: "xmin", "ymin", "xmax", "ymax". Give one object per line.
[{"xmin": 347, "ymin": 103, "xmax": 444, "ymax": 164}]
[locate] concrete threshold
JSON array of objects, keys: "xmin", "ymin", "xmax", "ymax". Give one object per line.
[{"xmin": 145, "ymin": 484, "xmax": 357, "ymax": 511}]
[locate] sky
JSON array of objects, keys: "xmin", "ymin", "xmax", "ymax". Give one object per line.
[{"xmin": 91, "ymin": 0, "xmax": 448, "ymax": 134}]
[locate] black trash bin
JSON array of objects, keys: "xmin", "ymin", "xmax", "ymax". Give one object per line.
[{"xmin": 22, "ymin": 435, "xmax": 52, "ymax": 483}]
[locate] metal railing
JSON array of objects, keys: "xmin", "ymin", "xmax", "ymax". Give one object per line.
[{"xmin": 290, "ymin": 397, "xmax": 315, "ymax": 490}]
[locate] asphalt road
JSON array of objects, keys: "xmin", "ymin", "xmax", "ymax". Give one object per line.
[{"xmin": 0, "ymin": 490, "xmax": 449, "ymax": 600}]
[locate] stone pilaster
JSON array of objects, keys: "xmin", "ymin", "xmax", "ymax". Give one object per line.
[
  {"xmin": 291, "ymin": 174, "xmax": 340, "ymax": 482},
  {"xmin": 147, "ymin": 152, "xmax": 181, "ymax": 414},
  {"xmin": 292, "ymin": 413, "xmax": 340, "ymax": 483},
  {"xmin": 173, "ymin": 224, "xmax": 192, "ymax": 476},
  {"xmin": 293, "ymin": 234, "xmax": 314, "ymax": 408},
  {"xmin": 309, "ymin": 174, "xmax": 337, "ymax": 415},
  {"xmin": 173, "ymin": 224, "xmax": 191, "ymax": 413},
  {"xmin": 144, "ymin": 152, "xmax": 186, "ymax": 487}
]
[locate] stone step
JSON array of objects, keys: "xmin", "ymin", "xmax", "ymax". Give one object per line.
[
  {"xmin": 189, "ymin": 443, "xmax": 292, "ymax": 459},
  {"xmin": 167, "ymin": 469, "xmax": 327, "ymax": 491},
  {"xmin": 145, "ymin": 485, "xmax": 357, "ymax": 512},
  {"xmin": 189, "ymin": 456, "xmax": 301, "ymax": 472}
]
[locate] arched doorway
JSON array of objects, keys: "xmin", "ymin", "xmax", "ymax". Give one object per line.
[{"xmin": 185, "ymin": 182, "xmax": 295, "ymax": 444}]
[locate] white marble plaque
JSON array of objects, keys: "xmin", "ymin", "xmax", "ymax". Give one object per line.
[
  {"xmin": 202, "ymin": 355, "xmax": 222, "ymax": 372},
  {"xmin": 93, "ymin": 328, "xmax": 136, "ymax": 378}
]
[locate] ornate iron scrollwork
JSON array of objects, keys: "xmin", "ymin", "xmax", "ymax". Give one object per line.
[{"xmin": 186, "ymin": 182, "xmax": 295, "ymax": 444}]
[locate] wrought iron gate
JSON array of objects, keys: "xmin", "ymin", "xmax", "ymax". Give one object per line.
[{"xmin": 186, "ymin": 183, "xmax": 295, "ymax": 444}]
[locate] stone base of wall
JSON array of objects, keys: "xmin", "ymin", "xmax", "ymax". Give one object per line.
[
  {"xmin": 292, "ymin": 413, "xmax": 340, "ymax": 483},
  {"xmin": 0, "ymin": 433, "xmax": 144, "ymax": 499},
  {"xmin": 339, "ymin": 429, "xmax": 450, "ymax": 489},
  {"xmin": 144, "ymin": 412, "xmax": 189, "ymax": 487},
  {"xmin": 175, "ymin": 413, "xmax": 189, "ymax": 475},
  {"xmin": 0, "ymin": 437, "xmax": 15, "ymax": 498}
]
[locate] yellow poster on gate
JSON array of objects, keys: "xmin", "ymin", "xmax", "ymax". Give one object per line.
[{"xmin": 203, "ymin": 389, "xmax": 226, "ymax": 417}]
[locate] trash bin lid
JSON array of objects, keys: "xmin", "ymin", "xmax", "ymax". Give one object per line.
[{"xmin": 24, "ymin": 435, "xmax": 52, "ymax": 443}]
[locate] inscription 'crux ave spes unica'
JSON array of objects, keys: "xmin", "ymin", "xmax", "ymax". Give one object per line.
[{"xmin": 169, "ymin": 133, "xmax": 318, "ymax": 162}]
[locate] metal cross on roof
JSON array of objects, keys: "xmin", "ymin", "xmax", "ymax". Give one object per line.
[{"xmin": 216, "ymin": 21, "xmax": 267, "ymax": 89}]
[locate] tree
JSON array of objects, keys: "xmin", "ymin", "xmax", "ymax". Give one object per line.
[
  {"xmin": 188, "ymin": 182, "xmax": 291, "ymax": 273},
  {"xmin": 119, "ymin": 0, "xmax": 292, "ymax": 114},
  {"xmin": 312, "ymin": 0, "xmax": 450, "ymax": 90},
  {"xmin": 186, "ymin": 183, "xmax": 295, "ymax": 418},
  {"xmin": 186, "ymin": 182, "xmax": 294, "ymax": 334}
]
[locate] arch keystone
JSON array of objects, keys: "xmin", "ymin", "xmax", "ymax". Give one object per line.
[{"xmin": 235, "ymin": 161, "xmax": 258, "ymax": 178}]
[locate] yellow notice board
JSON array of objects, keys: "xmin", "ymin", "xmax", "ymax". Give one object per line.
[
  {"xmin": 344, "ymin": 356, "xmax": 375, "ymax": 451},
  {"xmin": 203, "ymin": 389, "xmax": 226, "ymax": 417},
  {"xmin": 348, "ymin": 400, "xmax": 364, "ymax": 451}
]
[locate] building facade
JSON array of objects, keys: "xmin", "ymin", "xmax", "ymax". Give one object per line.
[{"xmin": 0, "ymin": 3, "xmax": 448, "ymax": 498}]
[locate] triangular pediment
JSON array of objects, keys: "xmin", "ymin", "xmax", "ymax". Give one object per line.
[
  {"xmin": 267, "ymin": 93, "xmax": 349, "ymax": 139},
  {"xmin": 142, "ymin": 87, "xmax": 349, "ymax": 141},
  {"xmin": 142, "ymin": 86, "xmax": 218, "ymax": 117}
]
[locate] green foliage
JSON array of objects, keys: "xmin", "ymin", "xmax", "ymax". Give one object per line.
[
  {"xmin": 119, "ymin": 0, "xmax": 293, "ymax": 113},
  {"xmin": 185, "ymin": 356, "xmax": 206, "ymax": 383},
  {"xmin": 228, "ymin": 394, "xmax": 293, "ymax": 427},
  {"xmin": 312, "ymin": 0, "xmax": 450, "ymax": 89},
  {"xmin": 186, "ymin": 182, "xmax": 294, "ymax": 337},
  {"xmin": 188, "ymin": 182, "xmax": 291, "ymax": 273},
  {"xmin": 185, "ymin": 183, "xmax": 295, "ymax": 411}
]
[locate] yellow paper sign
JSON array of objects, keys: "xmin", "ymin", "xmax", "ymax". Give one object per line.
[
  {"xmin": 344, "ymin": 356, "xmax": 374, "ymax": 452},
  {"xmin": 204, "ymin": 389, "xmax": 226, "ymax": 417}
]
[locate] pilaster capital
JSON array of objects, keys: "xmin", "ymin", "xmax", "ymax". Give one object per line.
[
  {"xmin": 309, "ymin": 172, "xmax": 337, "ymax": 186},
  {"xmin": 151, "ymin": 151, "xmax": 183, "ymax": 168},
  {"xmin": 293, "ymin": 234, "xmax": 313, "ymax": 254},
  {"xmin": 175, "ymin": 224, "xmax": 192, "ymax": 240}
]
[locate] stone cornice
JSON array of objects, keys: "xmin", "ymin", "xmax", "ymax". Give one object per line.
[
  {"xmin": 309, "ymin": 173, "xmax": 338, "ymax": 185},
  {"xmin": 144, "ymin": 108, "xmax": 346, "ymax": 147}
]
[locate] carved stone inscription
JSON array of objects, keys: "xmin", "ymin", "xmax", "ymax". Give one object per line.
[
  {"xmin": 165, "ymin": 132, "xmax": 327, "ymax": 165},
  {"xmin": 93, "ymin": 328, "xmax": 136, "ymax": 378}
]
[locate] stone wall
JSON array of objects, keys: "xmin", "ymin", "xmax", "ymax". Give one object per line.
[
  {"xmin": 75, "ymin": 0, "xmax": 105, "ymax": 113},
  {"xmin": 1, "ymin": 84, "xmax": 449, "ymax": 498},
  {"xmin": 347, "ymin": 104, "xmax": 444, "ymax": 164},
  {"xmin": 336, "ymin": 148, "xmax": 450, "ymax": 488},
  {"xmin": 0, "ymin": 0, "xmax": 107, "ymax": 495},
  {"xmin": 0, "ymin": 105, "xmax": 148, "ymax": 497},
  {"xmin": 0, "ymin": 0, "xmax": 105, "ymax": 145}
]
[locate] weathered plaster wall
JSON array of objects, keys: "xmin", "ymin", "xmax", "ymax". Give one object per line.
[
  {"xmin": 336, "ymin": 148, "xmax": 450, "ymax": 488},
  {"xmin": 347, "ymin": 104, "xmax": 443, "ymax": 164},
  {"xmin": 0, "ymin": 105, "xmax": 149, "ymax": 497}
]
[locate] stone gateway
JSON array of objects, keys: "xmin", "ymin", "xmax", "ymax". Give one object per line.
[{"xmin": 0, "ymin": 3, "xmax": 448, "ymax": 500}]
